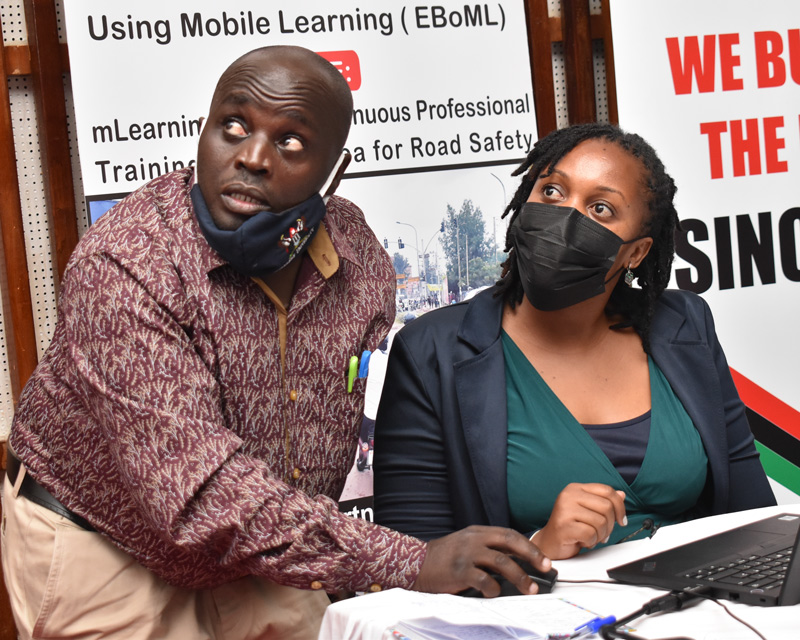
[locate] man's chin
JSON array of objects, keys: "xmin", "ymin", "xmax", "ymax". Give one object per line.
[{"xmin": 208, "ymin": 207, "xmax": 250, "ymax": 231}]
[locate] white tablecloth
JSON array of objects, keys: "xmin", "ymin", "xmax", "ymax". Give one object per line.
[{"xmin": 320, "ymin": 504, "xmax": 800, "ymax": 639}]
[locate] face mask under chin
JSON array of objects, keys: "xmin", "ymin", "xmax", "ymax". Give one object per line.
[{"xmin": 191, "ymin": 152, "xmax": 346, "ymax": 277}]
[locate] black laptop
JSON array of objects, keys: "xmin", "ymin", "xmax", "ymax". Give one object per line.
[{"xmin": 607, "ymin": 513, "xmax": 800, "ymax": 606}]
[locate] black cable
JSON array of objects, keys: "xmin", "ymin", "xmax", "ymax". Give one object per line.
[
  {"xmin": 599, "ymin": 587, "xmax": 709, "ymax": 640},
  {"xmin": 558, "ymin": 579, "xmax": 768, "ymax": 639},
  {"xmin": 692, "ymin": 592, "xmax": 768, "ymax": 640}
]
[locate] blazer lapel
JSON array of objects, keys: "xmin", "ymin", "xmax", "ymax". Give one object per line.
[{"xmin": 453, "ymin": 290, "xmax": 511, "ymax": 527}]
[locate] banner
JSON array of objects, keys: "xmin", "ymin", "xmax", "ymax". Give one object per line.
[
  {"xmin": 65, "ymin": 1, "xmax": 531, "ymax": 291},
  {"xmin": 611, "ymin": 0, "xmax": 800, "ymax": 496},
  {"xmin": 63, "ymin": 0, "xmax": 538, "ymax": 516}
]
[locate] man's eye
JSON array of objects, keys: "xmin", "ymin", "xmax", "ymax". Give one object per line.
[
  {"xmin": 224, "ymin": 120, "xmax": 247, "ymax": 137},
  {"xmin": 280, "ymin": 135, "xmax": 305, "ymax": 152}
]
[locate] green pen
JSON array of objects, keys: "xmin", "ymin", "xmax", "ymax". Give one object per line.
[{"xmin": 347, "ymin": 355, "xmax": 359, "ymax": 393}]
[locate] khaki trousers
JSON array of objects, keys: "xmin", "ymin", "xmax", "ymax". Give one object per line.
[{"xmin": 1, "ymin": 468, "xmax": 328, "ymax": 639}]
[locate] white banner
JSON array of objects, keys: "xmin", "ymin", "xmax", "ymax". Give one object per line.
[
  {"xmin": 610, "ymin": 0, "xmax": 800, "ymax": 418},
  {"xmin": 64, "ymin": 1, "xmax": 535, "ymax": 263}
]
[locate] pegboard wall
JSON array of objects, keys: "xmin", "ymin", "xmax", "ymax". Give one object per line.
[{"xmin": 0, "ymin": 0, "xmax": 609, "ymax": 438}]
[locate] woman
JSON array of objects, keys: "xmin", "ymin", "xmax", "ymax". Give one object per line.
[{"xmin": 373, "ymin": 123, "xmax": 775, "ymax": 560}]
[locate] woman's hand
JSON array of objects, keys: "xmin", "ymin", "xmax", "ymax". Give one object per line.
[
  {"xmin": 532, "ymin": 483, "xmax": 627, "ymax": 559},
  {"xmin": 412, "ymin": 525, "xmax": 552, "ymax": 597}
]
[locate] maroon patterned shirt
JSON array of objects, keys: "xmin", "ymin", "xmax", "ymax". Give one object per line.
[{"xmin": 10, "ymin": 168, "xmax": 426, "ymax": 591}]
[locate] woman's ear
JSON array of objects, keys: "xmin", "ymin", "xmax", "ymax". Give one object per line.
[{"xmin": 629, "ymin": 237, "xmax": 654, "ymax": 269}]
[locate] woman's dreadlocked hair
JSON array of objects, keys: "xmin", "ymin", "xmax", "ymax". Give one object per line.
[{"xmin": 495, "ymin": 123, "xmax": 680, "ymax": 354}]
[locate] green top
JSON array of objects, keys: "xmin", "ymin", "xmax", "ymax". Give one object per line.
[{"xmin": 503, "ymin": 331, "xmax": 708, "ymax": 546}]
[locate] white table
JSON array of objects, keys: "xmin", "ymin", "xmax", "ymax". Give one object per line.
[{"xmin": 320, "ymin": 505, "xmax": 800, "ymax": 639}]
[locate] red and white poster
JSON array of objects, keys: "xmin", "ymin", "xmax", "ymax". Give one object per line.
[{"xmin": 611, "ymin": 0, "xmax": 800, "ymax": 499}]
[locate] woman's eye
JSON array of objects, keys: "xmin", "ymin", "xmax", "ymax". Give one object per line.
[
  {"xmin": 223, "ymin": 120, "xmax": 247, "ymax": 137},
  {"xmin": 542, "ymin": 185, "xmax": 562, "ymax": 198},
  {"xmin": 591, "ymin": 202, "xmax": 614, "ymax": 218}
]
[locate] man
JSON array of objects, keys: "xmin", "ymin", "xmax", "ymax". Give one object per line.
[{"xmin": 2, "ymin": 46, "xmax": 548, "ymax": 640}]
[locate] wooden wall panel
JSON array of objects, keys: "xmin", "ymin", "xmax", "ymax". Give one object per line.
[
  {"xmin": 0, "ymin": 20, "xmax": 38, "ymax": 400},
  {"xmin": 22, "ymin": 0, "xmax": 78, "ymax": 285},
  {"xmin": 526, "ymin": 0, "xmax": 618, "ymax": 133},
  {"xmin": 525, "ymin": 0, "xmax": 558, "ymax": 138},
  {"xmin": 562, "ymin": 0, "xmax": 596, "ymax": 124}
]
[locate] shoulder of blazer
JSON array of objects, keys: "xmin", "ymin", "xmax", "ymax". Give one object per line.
[
  {"xmin": 396, "ymin": 286, "xmax": 505, "ymax": 355},
  {"xmin": 457, "ymin": 286, "xmax": 505, "ymax": 351},
  {"xmin": 650, "ymin": 289, "xmax": 712, "ymax": 345}
]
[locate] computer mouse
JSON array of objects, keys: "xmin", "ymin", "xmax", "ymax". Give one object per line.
[{"xmin": 460, "ymin": 557, "xmax": 558, "ymax": 597}]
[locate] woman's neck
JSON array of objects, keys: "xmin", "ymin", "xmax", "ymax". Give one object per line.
[{"xmin": 502, "ymin": 294, "xmax": 615, "ymax": 354}]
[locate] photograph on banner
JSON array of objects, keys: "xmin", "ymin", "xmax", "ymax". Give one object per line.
[
  {"xmin": 611, "ymin": 0, "xmax": 800, "ymax": 495},
  {"xmin": 63, "ymin": 0, "xmax": 538, "ymax": 516}
]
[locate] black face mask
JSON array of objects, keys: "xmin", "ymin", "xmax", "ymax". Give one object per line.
[
  {"xmin": 191, "ymin": 152, "xmax": 346, "ymax": 277},
  {"xmin": 510, "ymin": 201, "xmax": 643, "ymax": 311}
]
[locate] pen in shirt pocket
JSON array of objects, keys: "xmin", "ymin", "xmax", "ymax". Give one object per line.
[{"xmin": 347, "ymin": 355, "xmax": 359, "ymax": 393}]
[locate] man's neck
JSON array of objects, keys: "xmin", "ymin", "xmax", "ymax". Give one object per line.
[{"xmin": 259, "ymin": 258, "xmax": 303, "ymax": 309}]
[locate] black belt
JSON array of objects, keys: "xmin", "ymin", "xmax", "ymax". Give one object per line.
[{"xmin": 6, "ymin": 451, "xmax": 96, "ymax": 531}]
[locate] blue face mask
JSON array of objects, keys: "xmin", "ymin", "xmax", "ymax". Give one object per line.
[{"xmin": 192, "ymin": 152, "xmax": 345, "ymax": 277}]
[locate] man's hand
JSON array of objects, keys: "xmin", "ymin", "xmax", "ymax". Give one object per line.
[
  {"xmin": 532, "ymin": 483, "xmax": 627, "ymax": 559},
  {"xmin": 411, "ymin": 525, "xmax": 552, "ymax": 597}
]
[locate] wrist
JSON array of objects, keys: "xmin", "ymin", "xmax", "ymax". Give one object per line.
[{"xmin": 530, "ymin": 525, "xmax": 562, "ymax": 559}]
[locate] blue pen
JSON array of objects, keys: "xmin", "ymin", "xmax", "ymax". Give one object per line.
[
  {"xmin": 358, "ymin": 349, "xmax": 371, "ymax": 378},
  {"xmin": 571, "ymin": 615, "xmax": 616, "ymax": 638}
]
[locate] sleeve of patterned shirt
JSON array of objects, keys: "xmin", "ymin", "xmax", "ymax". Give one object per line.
[{"xmin": 9, "ymin": 179, "xmax": 427, "ymax": 593}]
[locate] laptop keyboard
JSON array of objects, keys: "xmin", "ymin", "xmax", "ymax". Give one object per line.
[{"xmin": 684, "ymin": 546, "xmax": 793, "ymax": 592}]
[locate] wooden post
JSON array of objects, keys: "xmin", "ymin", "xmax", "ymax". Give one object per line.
[
  {"xmin": 0, "ymin": 20, "xmax": 38, "ymax": 397},
  {"xmin": 525, "ymin": 0, "xmax": 558, "ymax": 137},
  {"xmin": 23, "ymin": 0, "xmax": 79, "ymax": 286},
  {"xmin": 562, "ymin": 0, "xmax": 597, "ymax": 124}
]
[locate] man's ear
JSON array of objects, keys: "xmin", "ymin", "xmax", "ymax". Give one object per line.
[{"xmin": 323, "ymin": 151, "xmax": 351, "ymax": 198}]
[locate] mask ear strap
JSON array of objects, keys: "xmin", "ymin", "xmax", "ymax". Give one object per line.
[
  {"xmin": 620, "ymin": 234, "xmax": 650, "ymax": 245},
  {"xmin": 319, "ymin": 151, "xmax": 348, "ymax": 203},
  {"xmin": 193, "ymin": 116, "xmax": 207, "ymax": 180}
]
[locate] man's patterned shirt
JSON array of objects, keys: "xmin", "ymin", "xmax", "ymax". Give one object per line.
[{"xmin": 10, "ymin": 168, "xmax": 426, "ymax": 592}]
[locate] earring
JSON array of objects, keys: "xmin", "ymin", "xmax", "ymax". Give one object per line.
[{"xmin": 624, "ymin": 264, "xmax": 635, "ymax": 287}]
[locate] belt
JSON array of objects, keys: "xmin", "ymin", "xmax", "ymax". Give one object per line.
[{"xmin": 6, "ymin": 451, "xmax": 96, "ymax": 531}]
